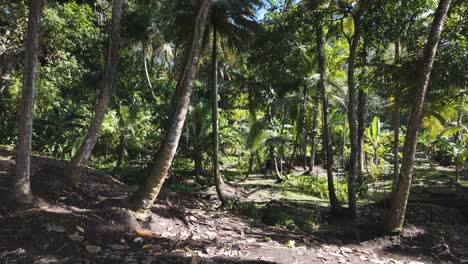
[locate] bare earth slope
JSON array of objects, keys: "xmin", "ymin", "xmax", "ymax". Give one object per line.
[{"xmin": 0, "ymin": 149, "xmax": 467, "ymax": 264}]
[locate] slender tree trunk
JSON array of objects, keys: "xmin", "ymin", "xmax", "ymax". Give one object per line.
[
  {"xmin": 68, "ymin": 0, "xmax": 123, "ymax": 182},
  {"xmin": 386, "ymin": 0, "xmax": 451, "ymax": 232},
  {"xmin": 317, "ymin": 26, "xmax": 341, "ymax": 214},
  {"xmin": 454, "ymin": 93, "xmax": 464, "ymax": 183},
  {"xmin": 346, "ymin": 15, "xmax": 361, "ymax": 219},
  {"xmin": 346, "ymin": 0, "xmax": 374, "ymax": 218},
  {"xmin": 274, "ymin": 155, "xmax": 284, "ymax": 182},
  {"xmin": 240, "ymin": 152, "xmax": 254, "ymax": 182},
  {"xmin": 392, "ymin": 105, "xmax": 400, "ymax": 192},
  {"xmin": 256, "ymin": 152, "xmax": 267, "ymax": 177},
  {"xmin": 130, "ymin": 0, "xmax": 211, "ymax": 214},
  {"xmin": 211, "ymin": 17, "xmax": 226, "ymax": 205},
  {"xmin": 14, "ymin": 0, "xmax": 44, "ymax": 202},
  {"xmin": 143, "ymin": 42, "xmax": 157, "ymax": 102},
  {"xmin": 357, "ymin": 44, "xmax": 368, "ymax": 183},
  {"xmin": 309, "ymin": 92, "xmax": 320, "ymax": 174},
  {"xmin": 392, "ymin": 40, "xmax": 401, "ymax": 193},
  {"xmin": 290, "ymin": 85, "xmax": 309, "ymax": 171},
  {"xmin": 357, "ymin": 89, "xmax": 366, "ymax": 182}
]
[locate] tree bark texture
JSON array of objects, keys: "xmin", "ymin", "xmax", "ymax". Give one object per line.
[{"xmin": 386, "ymin": 0, "xmax": 451, "ymax": 232}]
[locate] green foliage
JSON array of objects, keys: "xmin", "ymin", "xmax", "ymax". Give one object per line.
[
  {"xmin": 226, "ymin": 199, "xmax": 261, "ymax": 219},
  {"xmin": 291, "ymin": 175, "xmax": 348, "ymax": 201}
]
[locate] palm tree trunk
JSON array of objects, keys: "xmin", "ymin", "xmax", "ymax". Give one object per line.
[
  {"xmin": 211, "ymin": 17, "xmax": 226, "ymax": 205},
  {"xmin": 274, "ymin": 155, "xmax": 284, "ymax": 183},
  {"xmin": 346, "ymin": 0, "xmax": 375, "ymax": 218},
  {"xmin": 357, "ymin": 89, "xmax": 366, "ymax": 183},
  {"xmin": 143, "ymin": 42, "xmax": 157, "ymax": 102},
  {"xmin": 290, "ymin": 85, "xmax": 310, "ymax": 172},
  {"xmin": 392, "ymin": 104, "xmax": 400, "ymax": 192},
  {"xmin": 240, "ymin": 152, "xmax": 255, "ymax": 182},
  {"xmin": 392, "ymin": 40, "xmax": 401, "ymax": 193},
  {"xmin": 346, "ymin": 16, "xmax": 361, "ymax": 219},
  {"xmin": 309, "ymin": 92, "xmax": 320, "ymax": 174},
  {"xmin": 386, "ymin": 0, "xmax": 451, "ymax": 232},
  {"xmin": 317, "ymin": 26, "xmax": 341, "ymax": 214},
  {"xmin": 14, "ymin": 0, "xmax": 44, "ymax": 203},
  {"xmin": 68, "ymin": 0, "xmax": 123, "ymax": 183},
  {"xmin": 130, "ymin": 0, "xmax": 211, "ymax": 214}
]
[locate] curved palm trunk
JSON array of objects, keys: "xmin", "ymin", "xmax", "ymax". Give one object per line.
[
  {"xmin": 143, "ymin": 43, "xmax": 157, "ymax": 102},
  {"xmin": 14, "ymin": 0, "xmax": 44, "ymax": 202},
  {"xmin": 130, "ymin": 0, "xmax": 211, "ymax": 214},
  {"xmin": 211, "ymin": 18, "xmax": 226, "ymax": 205},
  {"xmin": 68, "ymin": 0, "xmax": 123, "ymax": 182},
  {"xmin": 317, "ymin": 26, "xmax": 341, "ymax": 214},
  {"xmin": 240, "ymin": 152, "xmax": 255, "ymax": 182},
  {"xmin": 386, "ymin": 0, "xmax": 451, "ymax": 232},
  {"xmin": 274, "ymin": 155, "xmax": 284, "ymax": 183}
]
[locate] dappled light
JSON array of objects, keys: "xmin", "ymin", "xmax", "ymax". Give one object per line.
[{"xmin": 0, "ymin": 0, "xmax": 467, "ymax": 263}]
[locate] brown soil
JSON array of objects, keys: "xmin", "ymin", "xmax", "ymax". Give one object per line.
[{"xmin": 0, "ymin": 149, "xmax": 467, "ymax": 264}]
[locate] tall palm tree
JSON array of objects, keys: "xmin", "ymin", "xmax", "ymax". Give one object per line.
[
  {"xmin": 14, "ymin": 0, "xmax": 44, "ymax": 203},
  {"xmin": 68, "ymin": 0, "xmax": 123, "ymax": 183},
  {"xmin": 209, "ymin": 0, "xmax": 263, "ymax": 204},
  {"xmin": 386, "ymin": 0, "xmax": 451, "ymax": 232},
  {"xmin": 130, "ymin": 0, "xmax": 212, "ymax": 214},
  {"xmin": 345, "ymin": 0, "xmax": 375, "ymax": 218},
  {"xmin": 317, "ymin": 25, "xmax": 341, "ymax": 214}
]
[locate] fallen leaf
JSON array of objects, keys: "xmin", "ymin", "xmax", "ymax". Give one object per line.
[
  {"xmin": 76, "ymin": 226, "xmax": 85, "ymax": 233},
  {"xmin": 85, "ymin": 245, "xmax": 101, "ymax": 254},
  {"xmin": 136, "ymin": 228, "xmax": 156, "ymax": 238},
  {"xmin": 142, "ymin": 244, "xmax": 152, "ymax": 249}
]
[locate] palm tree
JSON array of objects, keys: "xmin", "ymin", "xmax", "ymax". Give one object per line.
[
  {"xmin": 189, "ymin": 102, "xmax": 211, "ymax": 183},
  {"xmin": 68, "ymin": 0, "xmax": 123, "ymax": 183},
  {"xmin": 240, "ymin": 117, "xmax": 272, "ymax": 181},
  {"xmin": 386, "ymin": 0, "xmax": 451, "ymax": 232},
  {"xmin": 345, "ymin": 0, "xmax": 375, "ymax": 218},
  {"xmin": 209, "ymin": 0, "xmax": 263, "ymax": 204},
  {"xmin": 14, "ymin": 0, "xmax": 44, "ymax": 203},
  {"xmin": 130, "ymin": 0, "xmax": 212, "ymax": 215},
  {"xmin": 316, "ymin": 25, "xmax": 341, "ymax": 214}
]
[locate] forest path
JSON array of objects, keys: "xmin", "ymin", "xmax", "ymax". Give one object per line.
[{"xmin": 0, "ymin": 149, "xmax": 466, "ymax": 263}]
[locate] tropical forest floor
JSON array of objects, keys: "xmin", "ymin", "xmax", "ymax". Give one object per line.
[{"xmin": 0, "ymin": 148, "xmax": 467, "ymax": 264}]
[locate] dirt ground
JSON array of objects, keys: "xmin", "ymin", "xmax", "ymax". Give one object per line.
[{"xmin": 0, "ymin": 149, "xmax": 467, "ymax": 264}]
